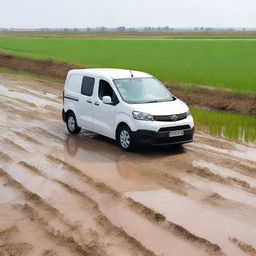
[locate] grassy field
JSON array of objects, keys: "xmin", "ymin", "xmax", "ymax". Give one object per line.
[
  {"xmin": 0, "ymin": 38, "xmax": 256, "ymax": 94},
  {"xmin": 192, "ymin": 108, "xmax": 256, "ymax": 144}
]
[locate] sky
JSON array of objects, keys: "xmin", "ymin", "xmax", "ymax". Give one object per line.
[{"xmin": 1, "ymin": 0, "xmax": 256, "ymax": 28}]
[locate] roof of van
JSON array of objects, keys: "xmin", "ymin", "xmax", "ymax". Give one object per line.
[{"xmin": 68, "ymin": 68, "xmax": 152, "ymax": 79}]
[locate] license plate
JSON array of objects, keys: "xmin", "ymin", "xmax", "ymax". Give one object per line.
[{"xmin": 169, "ymin": 130, "xmax": 184, "ymax": 137}]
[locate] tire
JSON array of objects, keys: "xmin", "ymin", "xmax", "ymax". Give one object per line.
[
  {"xmin": 66, "ymin": 112, "xmax": 81, "ymax": 134},
  {"xmin": 117, "ymin": 125, "xmax": 136, "ymax": 151}
]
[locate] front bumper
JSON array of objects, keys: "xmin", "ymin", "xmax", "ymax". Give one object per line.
[{"xmin": 133, "ymin": 126, "xmax": 194, "ymax": 145}]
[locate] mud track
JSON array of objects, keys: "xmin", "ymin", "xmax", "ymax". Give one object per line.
[
  {"xmin": 1, "ymin": 53, "xmax": 256, "ymax": 115},
  {"xmin": 0, "ymin": 72, "xmax": 256, "ymax": 256}
]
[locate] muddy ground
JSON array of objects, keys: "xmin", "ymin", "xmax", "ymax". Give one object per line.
[
  {"xmin": 0, "ymin": 72, "xmax": 256, "ymax": 256},
  {"xmin": 1, "ymin": 53, "xmax": 256, "ymax": 115}
]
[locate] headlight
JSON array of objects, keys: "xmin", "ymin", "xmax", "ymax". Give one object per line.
[
  {"xmin": 187, "ymin": 109, "xmax": 191, "ymax": 116},
  {"xmin": 132, "ymin": 111, "xmax": 154, "ymax": 121}
]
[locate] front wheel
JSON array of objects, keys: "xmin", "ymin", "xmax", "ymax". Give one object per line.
[
  {"xmin": 66, "ymin": 112, "xmax": 81, "ymax": 134},
  {"xmin": 117, "ymin": 125, "xmax": 136, "ymax": 151}
]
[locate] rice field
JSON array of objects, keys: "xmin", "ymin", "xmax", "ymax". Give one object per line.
[
  {"xmin": 191, "ymin": 108, "xmax": 256, "ymax": 144},
  {"xmin": 0, "ymin": 38, "xmax": 256, "ymax": 94}
]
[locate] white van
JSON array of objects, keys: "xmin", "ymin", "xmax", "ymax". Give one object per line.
[{"xmin": 62, "ymin": 68, "xmax": 194, "ymax": 151}]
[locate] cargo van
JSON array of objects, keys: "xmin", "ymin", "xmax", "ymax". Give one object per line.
[{"xmin": 62, "ymin": 68, "xmax": 194, "ymax": 151}]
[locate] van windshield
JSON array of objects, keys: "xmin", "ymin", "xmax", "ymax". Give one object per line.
[{"xmin": 113, "ymin": 77, "xmax": 174, "ymax": 104}]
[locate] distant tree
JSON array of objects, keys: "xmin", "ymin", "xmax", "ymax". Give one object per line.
[{"xmin": 117, "ymin": 26, "xmax": 126, "ymax": 32}]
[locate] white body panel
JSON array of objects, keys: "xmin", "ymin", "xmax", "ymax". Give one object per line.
[{"xmin": 63, "ymin": 68, "xmax": 194, "ymax": 141}]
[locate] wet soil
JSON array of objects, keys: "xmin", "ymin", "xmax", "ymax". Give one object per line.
[
  {"xmin": 0, "ymin": 53, "xmax": 256, "ymax": 115},
  {"xmin": 0, "ymin": 72, "xmax": 256, "ymax": 256}
]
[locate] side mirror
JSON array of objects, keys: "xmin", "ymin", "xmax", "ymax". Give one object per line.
[{"xmin": 102, "ymin": 96, "xmax": 112, "ymax": 104}]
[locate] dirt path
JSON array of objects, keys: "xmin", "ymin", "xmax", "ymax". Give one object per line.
[{"xmin": 0, "ymin": 72, "xmax": 256, "ymax": 256}]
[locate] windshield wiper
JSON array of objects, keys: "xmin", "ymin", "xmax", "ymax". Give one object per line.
[
  {"xmin": 146, "ymin": 100, "xmax": 159, "ymax": 103},
  {"xmin": 145, "ymin": 99, "xmax": 173, "ymax": 103}
]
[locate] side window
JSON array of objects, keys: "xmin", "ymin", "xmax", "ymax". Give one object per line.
[
  {"xmin": 81, "ymin": 76, "xmax": 95, "ymax": 96},
  {"xmin": 67, "ymin": 75, "xmax": 83, "ymax": 93},
  {"xmin": 98, "ymin": 80, "xmax": 119, "ymax": 105}
]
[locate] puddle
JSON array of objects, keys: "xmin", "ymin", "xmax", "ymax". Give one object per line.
[
  {"xmin": 192, "ymin": 108, "xmax": 256, "ymax": 144},
  {"xmin": 63, "ymin": 133, "xmax": 190, "ymax": 192},
  {"xmin": 126, "ymin": 188, "xmax": 256, "ymax": 256},
  {"xmin": 0, "ymin": 84, "xmax": 59, "ymax": 108}
]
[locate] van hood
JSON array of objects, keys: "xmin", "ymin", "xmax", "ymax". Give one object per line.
[{"xmin": 130, "ymin": 99, "xmax": 188, "ymax": 115}]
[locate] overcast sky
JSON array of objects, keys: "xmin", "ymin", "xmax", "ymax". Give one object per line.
[{"xmin": 1, "ymin": 0, "xmax": 256, "ymax": 28}]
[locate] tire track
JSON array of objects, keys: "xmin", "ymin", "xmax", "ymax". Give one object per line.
[
  {"xmin": 45, "ymin": 155, "xmax": 223, "ymax": 255},
  {"xmin": 229, "ymin": 238, "xmax": 256, "ymax": 256},
  {"xmin": 0, "ymin": 166, "xmax": 157, "ymax": 256}
]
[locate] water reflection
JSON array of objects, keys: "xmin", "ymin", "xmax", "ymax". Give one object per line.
[{"xmin": 63, "ymin": 133, "xmax": 190, "ymax": 192}]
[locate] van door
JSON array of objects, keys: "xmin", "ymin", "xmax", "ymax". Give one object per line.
[
  {"xmin": 93, "ymin": 79, "xmax": 118, "ymax": 138},
  {"xmin": 78, "ymin": 76, "xmax": 95, "ymax": 130}
]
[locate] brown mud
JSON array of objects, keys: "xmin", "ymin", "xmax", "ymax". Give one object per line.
[{"xmin": 0, "ymin": 72, "xmax": 256, "ymax": 255}]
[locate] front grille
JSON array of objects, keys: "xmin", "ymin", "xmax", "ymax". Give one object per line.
[
  {"xmin": 158, "ymin": 125, "xmax": 191, "ymax": 132},
  {"xmin": 153, "ymin": 134, "xmax": 193, "ymax": 144},
  {"xmin": 154, "ymin": 112, "xmax": 187, "ymax": 122}
]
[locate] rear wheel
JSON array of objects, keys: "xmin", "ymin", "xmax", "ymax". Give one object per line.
[
  {"xmin": 66, "ymin": 112, "xmax": 81, "ymax": 134},
  {"xmin": 117, "ymin": 125, "xmax": 136, "ymax": 151}
]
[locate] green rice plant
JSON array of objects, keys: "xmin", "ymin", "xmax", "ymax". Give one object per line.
[
  {"xmin": 191, "ymin": 108, "xmax": 256, "ymax": 144},
  {"xmin": 0, "ymin": 38, "xmax": 256, "ymax": 94}
]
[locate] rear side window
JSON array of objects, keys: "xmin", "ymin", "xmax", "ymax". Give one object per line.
[
  {"xmin": 67, "ymin": 75, "xmax": 83, "ymax": 93},
  {"xmin": 81, "ymin": 76, "xmax": 95, "ymax": 96}
]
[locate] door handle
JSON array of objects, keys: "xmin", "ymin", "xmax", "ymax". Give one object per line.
[
  {"xmin": 86, "ymin": 99, "xmax": 92, "ymax": 103},
  {"xmin": 94, "ymin": 101, "xmax": 100, "ymax": 106}
]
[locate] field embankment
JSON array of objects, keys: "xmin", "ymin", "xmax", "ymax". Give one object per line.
[
  {"xmin": 1, "ymin": 30, "xmax": 256, "ymax": 39},
  {"xmin": 0, "ymin": 53, "xmax": 255, "ymax": 116}
]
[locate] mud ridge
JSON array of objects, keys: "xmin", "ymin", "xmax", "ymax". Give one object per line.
[
  {"xmin": 228, "ymin": 177, "xmax": 256, "ymax": 196},
  {"xmin": 0, "ymin": 226, "xmax": 19, "ymax": 240},
  {"xmin": 46, "ymin": 155, "xmax": 121, "ymax": 199},
  {"xmin": 52, "ymin": 178, "xmax": 99, "ymax": 209},
  {"xmin": 2, "ymin": 138, "xmax": 28, "ymax": 152},
  {"xmin": 19, "ymin": 161, "xmax": 48, "ymax": 178},
  {"xmin": 189, "ymin": 166, "xmax": 256, "ymax": 196},
  {"xmin": 54, "ymin": 178, "xmax": 158, "ymax": 256},
  {"xmin": 203, "ymin": 192, "xmax": 256, "ymax": 219},
  {"xmin": 0, "ymin": 242, "xmax": 33, "ymax": 256},
  {"xmin": 0, "ymin": 101, "xmax": 40, "ymax": 120},
  {"xmin": 229, "ymin": 237, "xmax": 256, "ymax": 256},
  {"xmin": 187, "ymin": 166, "xmax": 227, "ymax": 184},
  {"xmin": 0, "ymin": 168, "xmax": 73, "ymax": 228},
  {"xmin": 0, "ymin": 151, "xmax": 11, "ymax": 162},
  {"xmin": 22, "ymin": 203, "xmax": 106, "ymax": 256},
  {"xmin": 1, "ymin": 53, "xmax": 256, "ymax": 115},
  {"xmin": 139, "ymin": 167, "xmax": 198, "ymax": 196},
  {"xmin": 34, "ymin": 128, "xmax": 65, "ymax": 143},
  {"xmin": 13, "ymin": 130, "xmax": 42, "ymax": 145},
  {"xmin": 47, "ymin": 155, "xmax": 223, "ymax": 255},
  {"xmin": 0, "ymin": 168, "xmax": 107, "ymax": 256},
  {"xmin": 127, "ymin": 198, "xmax": 223, "ymax": 255},
  {"xmin": 3, "ymin": 162, "xmax": 158, "ymax": 256}
]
